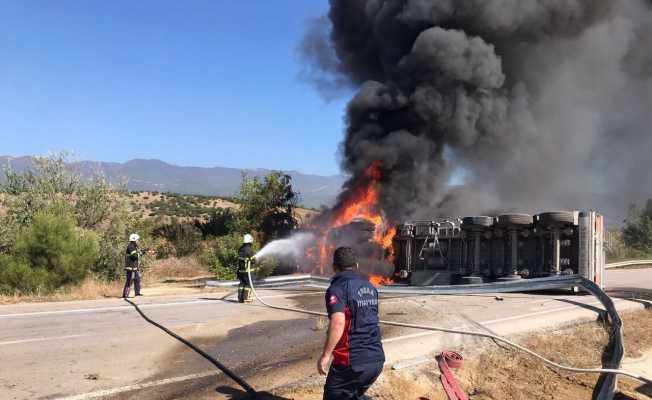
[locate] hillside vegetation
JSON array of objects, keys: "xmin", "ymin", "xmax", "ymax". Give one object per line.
[
  {"xmin": 0, "ymin": 153, "xmax": 317, "ymax": 297},
  {"xmin": 127, "ymin": 191, "xmax": 316, "ymax": 223}
]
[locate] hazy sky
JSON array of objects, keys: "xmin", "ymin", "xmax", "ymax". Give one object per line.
[{"xmin": 0, "ymin": 1, "xmax": 349, "ymax": 176}]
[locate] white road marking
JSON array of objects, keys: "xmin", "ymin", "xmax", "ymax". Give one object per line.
[
  {"xmin": 0, "ymin": 292, "xmax": 323, "ymax": 319},
  {"xmin": 40, "ymin": 296, "xmax": 630, "ymax": 399},
  {"xmin": 0, "ymin": 334, "xmax": 85, "ymax": 346},
  {"xmin": 53, "ymin": 370, "xmax": 221, "ymax": 400},
  {"xmin": 0, "ymin": 300, "xmax": 216, "ymax": 318}
]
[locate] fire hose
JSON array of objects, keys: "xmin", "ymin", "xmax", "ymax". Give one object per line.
[
  {"xmin": 246, "ymin": 268, "xmax": 652, "ymax": 397},
  {"xmin": 437, "ymin": 351, "xmax": 467, "ymax": 400},
  {"xmin": 123, "ymin": 298, "xmax": 257, "ymax": 396}
]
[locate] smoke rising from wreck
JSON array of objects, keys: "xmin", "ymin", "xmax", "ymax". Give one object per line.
[{"xmin": 302, "ymin": 0, "xmax": 652, "ymax": 222}]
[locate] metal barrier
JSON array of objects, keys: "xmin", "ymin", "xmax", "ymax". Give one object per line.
[{"xmin": 605, "ymin": 260, "xmax": 652, "ymax": 269}]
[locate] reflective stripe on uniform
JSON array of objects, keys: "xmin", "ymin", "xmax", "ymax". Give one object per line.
[{"xmin": 237, "ymin": 257, "xmax": 259, "ymax": 273}]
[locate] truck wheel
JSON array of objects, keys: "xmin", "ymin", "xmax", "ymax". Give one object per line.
[
  {"xmin": 496, "ymin": 213, "xmax": 533, "ymax": 227},
  {"xmin": 461, "ymin": 216, "xmax": 494, "ymax": 229},
  {"xmin": 537, "ymin": 211, "xmax": 575, "ymax": 227}
]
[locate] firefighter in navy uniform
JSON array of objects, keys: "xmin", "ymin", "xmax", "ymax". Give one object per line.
[
  {"xmin": 318, "ymin": 247, "xmax": 385, "ymax": 400},
  {"xmin": 237, "ymin": 234, "xmax": 258, "ymax": 303},
  {"xmin": 123, "ymin": 233, "xmax": 142, "ymax": 298}
]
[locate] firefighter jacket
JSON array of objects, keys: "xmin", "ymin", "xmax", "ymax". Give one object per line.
[
  {"xmin": 125, "ymin": 242, "xmax": 140, "ymax": 271},
  {"xmin": 237, "ymin": 243, "xmax": 258, "ymax": 273}
]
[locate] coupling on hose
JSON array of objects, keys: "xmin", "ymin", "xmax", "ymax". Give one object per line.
[{"xmin": 441, "ymin": 351, "xmax": 464, "ymax": 369}]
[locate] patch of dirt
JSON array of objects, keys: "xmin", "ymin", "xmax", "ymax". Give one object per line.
[
  {"xmin": 147, "ymin": 256, "xmax": 211, "ymax": 282},
  {"xmin": 462, "ymin": 310, "xmax": 652, "ymax": 399},
  {"xmin": 270, "ymin": 309, "xmax": 652, "ymax": 400}
]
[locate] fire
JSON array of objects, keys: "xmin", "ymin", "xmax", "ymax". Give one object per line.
[
  {"xmin": 312, "ymin": 161, "xmax": 397, "ymax": 278},
  {"xmin": 368, "ymin": 274, "xmax": 394, "ymax": 287}
]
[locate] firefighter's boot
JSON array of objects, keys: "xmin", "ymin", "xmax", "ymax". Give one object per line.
[
  {"xmin": 237, "ymin": 284, "xmax": 245, "ymax": 303},
  {"xmin": 244, "ymin": 287, "xmax": 253, "ymax": 303}
]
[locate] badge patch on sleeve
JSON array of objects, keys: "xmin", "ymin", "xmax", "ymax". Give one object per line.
[{"xmin": 329, "ymin": 295, "xmax": 338, "ymax": 305}]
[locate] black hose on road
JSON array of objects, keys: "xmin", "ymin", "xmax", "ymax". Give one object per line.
[{"xmin": 123, "ymin": 298, "xmax": 257, "ymax": 396}]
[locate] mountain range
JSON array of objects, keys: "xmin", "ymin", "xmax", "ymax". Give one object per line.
[{"xmin": 0, "ymin": 156, "xmax": 347, "ymax": 208}]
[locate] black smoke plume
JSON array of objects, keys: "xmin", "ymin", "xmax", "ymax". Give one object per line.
[{"xmin": 301, "ymin": 0, "xmax": 652, "ymax": 223}]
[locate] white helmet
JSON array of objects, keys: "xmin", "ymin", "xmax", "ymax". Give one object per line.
[
  {"xmin": 243, "ymin": 234, "xmax": 254, "ymax": 244},
  {"xmin": 129, "ymin": 233, "xmax": 140, "ymax": 242}
]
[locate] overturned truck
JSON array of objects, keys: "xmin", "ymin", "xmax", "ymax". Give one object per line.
[{"xmin": 394, "ymin": 211, "xmax": 605, "ymax": 288}]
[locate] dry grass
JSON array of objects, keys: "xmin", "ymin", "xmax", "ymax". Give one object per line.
[
  {"xmin": 0, "ymin": 277, "xmax": 124, "ymax": 305},
  {"xmin": 0, "ymin": 256, "xmax": 213, "ymax": 305},
  {"xmin": 274, "ymin": 309, "xmax": 652, "ymax": 400},
  {"xmin": 146, "ymin": 256, "xmax": 211, "ymax": 282},
  {"xmin": 460, "ymin": 309, "xmax": 652, "ymax": 400}
]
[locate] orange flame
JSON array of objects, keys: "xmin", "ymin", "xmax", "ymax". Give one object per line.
[
  {"xmin": 368, "ymin": 274, "xmax": 394, "ymax": 287},
  {"xmin": 312, "ymin": 161, "xmax": 396, "ymax": 280}
]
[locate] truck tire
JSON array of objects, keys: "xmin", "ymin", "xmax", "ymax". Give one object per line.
[
  {"xmin": 537, "ymin": 211, "xmax": 575, "ymax": 227},
  {"xmin": 495, "ymin": 213, "xmax": 533, "ymax": 227},
  {"xmin": 461, "ymin": 216, "xmax": 494, "ymax": 229}
]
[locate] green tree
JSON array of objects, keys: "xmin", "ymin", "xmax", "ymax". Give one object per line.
[
  {"xmin": 234, "ymin": 172, "xmax": 299, "ymax": 243},
  {"xmin": 0, "ymin": 212, "xmax": 99, "ymax": 294},
  {"xmin": 623, "ymin": 199, "xmax": 652, "ymax": 253},
  {"xmin": 194, "ymin": 208, "xmax": 236, "ymax": 238},
  {"xmin": 1, "ymin": 153, "xmax": 146, "ymax": 282},
  {"xmin": 154, "ymin": 219, "xmax": 203, "ymax": 257},
  {"xmin": 1, "ymin": 153, "xmax": 115, "ymax": 229},
  {"xmin": 75, "ymin": 175, "xmax": 113, "ymax": 229}
]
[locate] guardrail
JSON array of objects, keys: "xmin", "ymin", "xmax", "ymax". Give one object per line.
[
  {"xmin": 605, "ymin": 259, "xmax": 652, "ymax": 269},
  {"xmin": 206, "ymin": 274, "xmax": 328, "ymax": 288}
]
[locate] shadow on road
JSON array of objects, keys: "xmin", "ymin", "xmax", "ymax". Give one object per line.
[
  {"xmin": 608, "ymin": 287, "xmax": 652, "ymax": 304},
  {"xmin": 123, "ymin": 298, "xmax": 257, "ymax": 394},
  {"xmin": 633, "ymin": 382, "xmax": 652, "ymax": 397},
  {"xmin": 216, "ymin": 386, "xmax": 292, "ymax": 399}
]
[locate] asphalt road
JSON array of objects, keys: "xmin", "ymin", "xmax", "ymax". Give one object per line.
[{"xmin": 1, "ymin": 268, "xmax": 650, "ymax": 400}]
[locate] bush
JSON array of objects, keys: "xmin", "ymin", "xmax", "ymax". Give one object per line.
[
  {"xmin": 0, "ymin": 256, "xmax": 50, "ymax": 294},
  {"xmin": 257, "ymin": 256, "xmax": 279, "ymax": 278},
  {"xmin": 206, "ymin": 233, "xmax": 242, "ymax": 280},
  {"xmin": 0, "ymin": 212, "xmax": 99, "ymax": 294},
  {"xmin": 90, "ymin": 197, "xmax": 154, "ymax": 281},
  {"xmin": 75, "ymin": 175, "xmax": 113, "ymax": 229},
  {"xmin": 194, "ymin": 208, "xmax": 236, "ymax": 238},
  {"xmin": 606, "ymin": 229, "xmax": 652, "ymax": 262},
  {"xmin": 152, "ymin": 238, "xmax": 175, "ymax": 259},
  {"xmin": 93, "ymin": 220, "xmax": 128, "ymax": 281},
  {"xmin": 154, "ymin": 221, "xmax": 202, "ymax": 257},
  {"xmin": 623, "ymin": 199, "xmax": 652, "ymax": 253},
  {"xmin": 204, "ymin": 233, "xmax": 277, "ymax": 281}
]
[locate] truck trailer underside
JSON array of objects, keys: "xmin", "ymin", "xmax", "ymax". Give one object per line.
[{"xmin": 393, "ymin": 210, "xmax": 605, "ymax": 288}]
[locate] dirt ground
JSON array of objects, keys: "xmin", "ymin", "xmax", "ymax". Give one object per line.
[{"xmin": 270, "ymin": 309, "xmax": 652, "ymax": 400}]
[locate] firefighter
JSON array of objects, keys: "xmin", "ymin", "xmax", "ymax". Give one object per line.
[
  {"xmin": 318, "ymin": 246, "xmax": 385, "ymax": 400},
  {"xmin": 237, "ymin": 234, "xmax": 258, "ymax": 303},
  {"xmin": 122, "ymin": 233, "xmax": 142, "ymax": 298}
]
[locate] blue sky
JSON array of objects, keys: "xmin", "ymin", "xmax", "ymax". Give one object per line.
[{"xmin": 0, "ymin": 1, "xmax": 349, "ymax": 176}]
